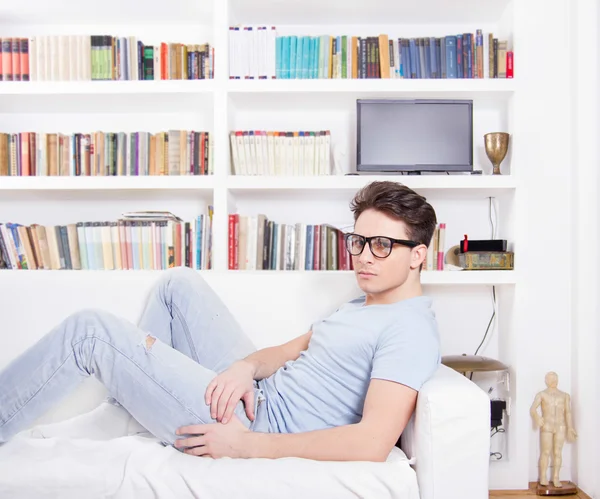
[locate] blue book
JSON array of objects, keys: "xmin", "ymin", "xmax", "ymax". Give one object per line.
[
  {"xmin": 302, "ymin": 37, "xmax": 310, "ymax": 79},
  {"xmin": 456, "ymin": 35, "xmax": 463, "ymax": 78},
  {"xmin": 295, "ymin": 36, "xmax": 303, "ymax": 79},
  {"xmin": 313, "ymin": 37, "xmax": 320, "ymax": 79},
  {"xmin": 271, "ymin": 224, "xmax": 278, "ymax": 269},
  {"xmin": 289, "ymin": 36, "xmax": 297, "ymax": 79},
  {"xmin": 424, "ymin": 39, "xmax": 431, "ymax": 78},
  {"xmin": 466, "ymin": 33, "xmax": 472, "ymax": 78},
  {"xmin": 282, "ymin": 36, "xmax": 290, "ymax": 79},
  {"xmin": 429, "ymin": 37, "xmax": 437, "ymax": 78},
  {"xmin": 409, "ymin": 39, "xmax": 418, "ymax": 79},
  {"xmin": 195, "ymin": 216, "xmax": 201, "ymax": 270},
  {"xmin": 445, "ymin": 36, "xmax": 457, "ymax": 78},
  {"xmin": 306, "ymin": 225, "xmax": 314, "ymax": 270}
]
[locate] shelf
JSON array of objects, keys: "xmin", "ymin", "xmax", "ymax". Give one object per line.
[
  {"xmin": 0, "ymin": 176, "xmax": 215, "ymax": 191},
  {"xmin": 223, "ymin": 269, "xmax": 517, "ymax": 284},
  {"xmin": 0, "ymin": 79, "xmax": 514, "ymax": 97},
  {"xmin": 227, "ymin": 77, "xmax": 516, "ymax": 99},
  {"xmin": 0, "ymin": 80, "xmax": 215, "ymax": 96},
  {"xmin": 0, "ymin": 268, "xmax": 517, "ymax": 284},
  {"xmin": 229, "ymin": 0, "xmax": 512, "ymax": 25},
  {"xmin": 227, "ymin": 175, "xmax": 517, "ymax": 196},
  {"xmin": 420, "ymin": 270, "xmax": 516, "ymax": 285}
]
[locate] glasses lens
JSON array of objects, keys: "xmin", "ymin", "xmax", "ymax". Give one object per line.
[
  {"xmin": 370, "ymin": 237, "xmax": 392, "ymax": 258},
  {"xmin": 346, "ymin": 234, "xmax": 364, "ymax": 255}
]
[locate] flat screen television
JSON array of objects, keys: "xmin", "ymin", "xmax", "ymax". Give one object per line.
[{"xmin": 356, "ymin": 99, "xmax": 473, "ymax": 173}]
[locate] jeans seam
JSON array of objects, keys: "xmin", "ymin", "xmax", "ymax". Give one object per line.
[
  {"xmin": 1, "ymin": 334, "xmax": 205, "ymax": 430},
  {"xmin": 170, "ymin": 301, "xmax": 200, "ymax": 364}
]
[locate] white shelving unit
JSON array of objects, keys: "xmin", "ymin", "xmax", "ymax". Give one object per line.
[{"xmin": 1, "ymin": 0, "xmax": 531, "ymax": 490}]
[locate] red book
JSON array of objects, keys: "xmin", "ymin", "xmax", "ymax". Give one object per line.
[
  {"xmin": 506, "ymin": 52, "xmax": 514, "ymax": 78},
  {"xmin": 20, "ymin": 38, "xmax": 29, "ymax": 81},
  {"xmin": 228, "ymin": 214, "xmax": 236, "ymax": 269}
]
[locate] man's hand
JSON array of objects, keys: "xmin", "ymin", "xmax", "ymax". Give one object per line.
[
  {"xmin": 205, "ymin": 360, "xmax": 256, "ymax": 424},
  {"xmin": 175, "ymin": 417, "xmax": 252, "ymax": 458}
]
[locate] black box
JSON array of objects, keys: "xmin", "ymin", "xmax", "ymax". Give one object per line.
[{"xmin": 460, "ymin": 239, "xmax": 507, "ymax": 253}]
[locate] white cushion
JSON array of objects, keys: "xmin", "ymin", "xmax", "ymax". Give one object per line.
[{"xmin": 400, "ymin": 364, "xmax": 491, "ymax": 499}]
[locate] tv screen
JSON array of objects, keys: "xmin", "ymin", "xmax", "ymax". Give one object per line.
[{"xmin": 356, "ymin": 99, "xmax": 473, "ymax": 173}]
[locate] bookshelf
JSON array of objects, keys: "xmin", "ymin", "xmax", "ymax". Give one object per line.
[{"xmin": 0, "ymin": 0, "xmax": 531, "ymax": 490}]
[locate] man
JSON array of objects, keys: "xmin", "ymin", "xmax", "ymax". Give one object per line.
[
  {"xmin": 530, "ymin": 371, "xmax": 577, "ymax": 487},
  {"xmin": 0, "ymin": 180, "xmax": 440, "ymax": 462}
]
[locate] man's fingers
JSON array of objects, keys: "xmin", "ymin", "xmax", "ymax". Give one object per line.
[
  {"xmin": 205, "ymin": 379, "xmax": 218, "ymax": 404},
  {"xmin": 184, "ymin": 446, "xmax": 211, "ymax": 457},
  {"xmin": 176, "ymin": 424, "xmax": 208, "ymax": 436},
  {"xmin": 216, "ymin": 387, "xmax": 234, "ymax": 421},
  {"xmin": 222, "ymin": 389, "xmax": 244, "ymax": 424},
  {"xmin": 210, "ymin": 384, "xmax": 225, "ymax": 419},
  {"xmin": 175, "ymin": 435, "xmax": 207, "ymax": 448},
  {"xmin": 242, "ymin": 391, "xmax": 255, "ymax": 421}
]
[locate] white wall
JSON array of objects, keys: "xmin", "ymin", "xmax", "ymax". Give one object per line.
[
  {"xmin": 507, "ymin": 0, "xmax": 573, "ymax": 489},
  {"xmin": 571, "ymin": 0, "xmax": 600, "ymax": 496}
]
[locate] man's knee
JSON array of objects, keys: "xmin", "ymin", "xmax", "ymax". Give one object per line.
[
  {"xmin": 62, "ymin": 309, "xmax": 115, "ymax": 341},
  {"xmin": 159, "ymin": 266, "xmax": 207, "ymax": 297}
]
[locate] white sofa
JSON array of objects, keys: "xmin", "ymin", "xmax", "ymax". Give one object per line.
[{"xmin": 0, "ymin": 271, "xmax": 491, "ymax": 499}]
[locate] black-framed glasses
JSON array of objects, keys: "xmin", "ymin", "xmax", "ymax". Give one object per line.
[{"xmin": 344, "ymin": 233, "xmax": 420, "ymax": 259}]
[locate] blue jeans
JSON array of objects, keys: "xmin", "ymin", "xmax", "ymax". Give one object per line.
[{"xmin": 0, "ymin": 267, "xmax": 269, "ymax": 446}]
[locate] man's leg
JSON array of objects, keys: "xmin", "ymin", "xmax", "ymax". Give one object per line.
[
  {"xmin": 137, "ymin": 267, "xmax": 256, "ymax": 372},
  {"xmin": 0, "ymin": 308, "xmax": 254, "ymax": 446}
]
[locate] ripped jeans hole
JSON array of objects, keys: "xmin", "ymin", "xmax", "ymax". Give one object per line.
[{"xmin": 143, "ymin": 335, "xmax": 157, "ymax": 351}]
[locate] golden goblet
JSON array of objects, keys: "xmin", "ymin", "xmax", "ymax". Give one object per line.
[{"xmin": 484, "ymin": 132, "xmax": 510, "ymax": 175}]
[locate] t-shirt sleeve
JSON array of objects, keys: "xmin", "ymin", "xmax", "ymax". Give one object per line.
[{"xmin": 370, "ymin": 322, "xmax": 440, "ymax": 391}]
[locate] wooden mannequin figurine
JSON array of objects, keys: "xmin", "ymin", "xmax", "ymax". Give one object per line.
[{"xmin": 530, "ymin": 371, "xmax": 577, "ymax": 491}]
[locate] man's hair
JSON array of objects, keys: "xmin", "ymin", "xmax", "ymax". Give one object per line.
[{"xmin": 349, "ymin": 181, "xmax": 438, "ymax": 247}]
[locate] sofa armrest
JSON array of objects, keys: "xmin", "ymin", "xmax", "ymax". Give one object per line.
[{"xmin": 400, "ymin": 364, "xmax": 491, "ymax": 499}]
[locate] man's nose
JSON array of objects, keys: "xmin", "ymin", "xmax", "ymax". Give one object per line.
[{"xmin": 358, "ymin": 244, "xmax": 375, "ymax": 265}]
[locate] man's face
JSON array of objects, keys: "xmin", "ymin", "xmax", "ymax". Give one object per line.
[{"xmin": 350, "ymin": 208, "xmax": 422, "ymax": 299}]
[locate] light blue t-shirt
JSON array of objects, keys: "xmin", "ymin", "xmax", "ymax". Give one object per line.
[{"xmin": 259, "ymin": 294, "xmax": 441, "ymax": 434}]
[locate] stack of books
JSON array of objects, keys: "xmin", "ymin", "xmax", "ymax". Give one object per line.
[
  {"xmin": 0, "ymin": 130, "xmax": 213, "ymax": 177},
  {"xmin": 0, "ymin": 35, "xmax": 213, "ymax": 81},
  {"xmin": 229, "ymin": 27, "xmax": 513, "ymax": 79},
  {"xmin": 229, "ymin": 130, "xmax": 331, "ymax": 176},
  {"xmin": 228, "ymin": 213, "xmax": 352, "ymax": 271},
  {"xmin": 0, "ymin": 209, "xmax": 213, "ymax": 271}
]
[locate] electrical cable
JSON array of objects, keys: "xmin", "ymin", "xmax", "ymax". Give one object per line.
[
  {"xmin": 490, "ymin": 427, "xmax": 505, "ymax": 460},
  {"xmin": 470, "ymin": 196, "xmax": 498, "ymax": 380}
]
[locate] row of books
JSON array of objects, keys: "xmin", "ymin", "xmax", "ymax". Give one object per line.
[
  {"xmin": 229, "ymin": 27, "xmax": 513, "ymax": 79},
  {"xmin": 0, "ymin": 131, "xmax": 213, "ymax": 177},
  {"xmin": 228, "ymin": 213, "xmax": 353, "ymax": 271},
  {"xmin": 0, "ymin": 211, "xmax": 213, "ymax": 271},
  {"xmin": 0, "ymin": 36, "xmax": 214, "ymax": 81},
  {"xmin": 229, "ymin": 130, "xmax": 332, "ymax": 176},
  {"xmin": 423, "ymin": 223, "xmax": 447, "ymax": 271}
]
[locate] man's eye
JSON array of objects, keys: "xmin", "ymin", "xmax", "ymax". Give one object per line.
[{"xmin": 373, "ymin": 238, "xmax": 389, "ymax": 249}]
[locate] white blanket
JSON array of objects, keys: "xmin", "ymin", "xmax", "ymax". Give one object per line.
[{"xmin": 0, "ymin": 405, "xmax": 419, "ymax": 499}]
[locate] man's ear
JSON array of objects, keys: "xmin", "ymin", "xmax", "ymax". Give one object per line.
[{"xmin": 410, "ymin": 244, "xmax": 428, "ymax": 270}]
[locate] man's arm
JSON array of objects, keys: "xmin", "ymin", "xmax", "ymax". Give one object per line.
[
  {"xmin": 246, "ymin": 378, "xmax": 417, "ymax": 462},
  {"xmin": 243, "ymin": 330, "xmax": 312, "ymax": 381}
]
